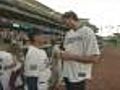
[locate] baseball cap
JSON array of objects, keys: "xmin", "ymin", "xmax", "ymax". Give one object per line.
[{"xmin": 27, "ymin": 29, "xmax": 44, "ymax": 40}]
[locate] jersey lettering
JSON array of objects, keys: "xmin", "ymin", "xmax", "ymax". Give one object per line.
[
  {"xmin": 29, "ymin": 65, "xmax": 38, "ymax": 70},
  {"xmin": 66, "ymin": 36, "xmax": 83, "ymax": 44}
]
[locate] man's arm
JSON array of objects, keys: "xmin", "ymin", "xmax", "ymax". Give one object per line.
[{"xmin": 61, "ymin": 51, "xmax": 101, "ymax": 64}]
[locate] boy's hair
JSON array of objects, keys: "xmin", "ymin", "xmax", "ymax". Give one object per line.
[
  {"xmin": 62, "ymin": 11, "xmax": 79, "ymax": 21},
  {"xmin": 27, "ymin": 29, "xmax": 43, "ymax": 42}
]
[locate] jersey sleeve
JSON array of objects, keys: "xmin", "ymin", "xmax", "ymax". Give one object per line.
[
  {"xmin": 38, "ymin": 50, "xmax": 50, "ymax": 71},
  {"xmin": 5, "ymin": 53, "xmax": 15, "ymax": 66},
  {"xmin": 3, "ymin": 53, "xmax": 16, "ymax": 70},
  {"xmin": 84, "ymin": 27, "xmax": 100, "ymax": 55}
]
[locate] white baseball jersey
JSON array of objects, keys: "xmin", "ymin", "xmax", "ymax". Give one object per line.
[
  {"xmin": 61, "ymin": 26, "xmax": 100, "ymax": 82},
  {"xmin": 24, "ymin": 45, "xmax": 51, "ymax": 81},
  {"xmin": 0, "ymin": 51, "xmax": 15, "ymax": 90}
]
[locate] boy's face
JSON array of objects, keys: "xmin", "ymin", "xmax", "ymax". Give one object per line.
[{"xmin": 34, "ymin": 35, "xmax": 50, "ymax": 45}]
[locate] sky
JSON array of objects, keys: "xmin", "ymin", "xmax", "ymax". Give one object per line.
[{"xmin": 36, "ymin": 0, "xmax": 120, "ymax": 36}]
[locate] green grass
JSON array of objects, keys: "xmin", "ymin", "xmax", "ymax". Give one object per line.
[{"xmin": 104, "ymin": 41, "xmax": 120, "ymax": 48}]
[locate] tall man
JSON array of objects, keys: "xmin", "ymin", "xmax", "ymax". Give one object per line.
[{"xmin": 55, "ymin": 11, "xmax": 101, "ymax": 90}]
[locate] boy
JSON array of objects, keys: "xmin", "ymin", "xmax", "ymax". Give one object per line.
[{"xmin": 24, "ymin": 30, "xmax": 51, "ymax": 90}]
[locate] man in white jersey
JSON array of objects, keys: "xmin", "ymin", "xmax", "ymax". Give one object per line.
[
  {"xmin": 0, "ymin": 51, "xmax": 16, "ymax": 90},
  {"xmin": 24, "ymin": 30, "xmax": 51, "ymax": 90},
  {"xmin": 54, "ymin": 11, "xmax": 101, "ymax": 90}
]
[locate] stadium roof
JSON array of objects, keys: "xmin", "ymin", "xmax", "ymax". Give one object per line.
[{"xmin": 0, "ymin": 0, "xmax": 66, "ymax": 29}]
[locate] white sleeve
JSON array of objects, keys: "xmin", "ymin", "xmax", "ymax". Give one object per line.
[
  {"xmin": 3, "ymin": 53, "xmax": 16, "ymax": 71},
  {"xmin": 37, "ymin": 50, "xmax": 50, "ymax": 71},
  {"xmin": 5, "ymin": 53, "xmax": 15, "ymax": 67},
  {"xmin": 84, "ymin": 28, "xmax": 100, "ymax": 55}
]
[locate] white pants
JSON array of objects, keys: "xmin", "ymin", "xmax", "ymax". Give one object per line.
[{"xmin": 0, "ymin": 72, "xmax": 11, "ymax": 90}]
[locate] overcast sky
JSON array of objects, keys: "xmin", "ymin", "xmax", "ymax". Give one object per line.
[{"xmin": 36, "ymin": 0, "xmax": 120, "ymax": 36}]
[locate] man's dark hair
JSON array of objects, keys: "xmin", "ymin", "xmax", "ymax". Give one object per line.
[{"xmin": 62, "ymin": 11, "xmax": 79, "ymax": 21}]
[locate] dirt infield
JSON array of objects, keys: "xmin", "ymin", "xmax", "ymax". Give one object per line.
[{"xmin": 87, "ymin": 46, "xmax": 120, "ymax": 90}]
